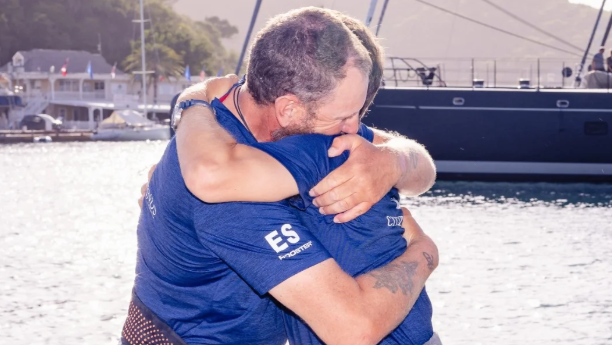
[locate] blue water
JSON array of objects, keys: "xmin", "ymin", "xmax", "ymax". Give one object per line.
[{"xmin": 0, "ymin": 141, "xmax": 610, "ymax": 344}]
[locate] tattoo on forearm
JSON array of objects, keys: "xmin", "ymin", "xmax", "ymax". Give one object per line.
[
  {"xmin": 423, "ymin": 252, "xmax": 435, "ymax": 270},
  {"xmin": 367, "ymin": 261, "xmax": 418, "ymax": 295}
]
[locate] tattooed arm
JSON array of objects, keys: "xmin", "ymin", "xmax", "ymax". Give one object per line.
[{"xmin": 270, "ymin": 208, "xmax": 438, "ymax": 345}]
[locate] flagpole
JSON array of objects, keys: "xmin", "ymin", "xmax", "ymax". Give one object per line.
[{"xmin": 139, "ymin": 0, "xmax": 147, "ymax": 119}]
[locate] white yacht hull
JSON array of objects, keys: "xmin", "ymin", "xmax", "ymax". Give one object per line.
[{"xmin": 91, "ymin": 126, "xmax": 170, "ymax": 141}]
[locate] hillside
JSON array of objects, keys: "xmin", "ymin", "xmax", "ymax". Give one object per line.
[{"xmin": 173, "ymin": 0, "xmax": 611, "ymax": 61}]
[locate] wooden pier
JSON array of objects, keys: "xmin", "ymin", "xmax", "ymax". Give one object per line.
[{"xmin": 0, "ymin": 130, "xmax": 93, "ymax": 144}]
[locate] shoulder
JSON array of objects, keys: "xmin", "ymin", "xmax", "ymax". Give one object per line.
[
  {"xmin": 276, "ymin": 133, "xmax": 334, "ymax": 149},
  {"xmin": 255, "ymin": 134, "xmax": 334, "ymax": 167},
  {"xmin": 357, "ymin": 123, "xmax": 375, "ymax": 143}
]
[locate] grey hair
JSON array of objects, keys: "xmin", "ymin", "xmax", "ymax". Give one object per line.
[{"xmin": 246, "ymin": 7, "xmax": 372, "ymax": 112}]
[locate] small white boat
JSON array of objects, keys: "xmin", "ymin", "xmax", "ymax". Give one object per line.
[
  {"xmin": 33, "ymin": 136, "xmax": 52, "ymax": 143},
  {"xmin": 91, "ymin": 110, "xmax": 170, "ymax": 141}
]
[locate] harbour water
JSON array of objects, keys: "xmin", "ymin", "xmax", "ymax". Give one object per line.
[{"xmin": 1, "ymin": 141, "xmax": 611, "ymax": 344}]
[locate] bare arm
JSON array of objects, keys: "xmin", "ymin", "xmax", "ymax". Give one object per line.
[
  {"xmin": 371, "ymin": 127, "xmax": 437, "ymax": 196},
  {"xmin": 176, "ymin": 106, "xmax": 298, "ymax": 203},
  {"xmin": 270, "ymin": 207, "xmax": 438, "ymax": 345},
  {"xmin": 175, "ymin": 77, "xmax": 300, "ymax": 203}
]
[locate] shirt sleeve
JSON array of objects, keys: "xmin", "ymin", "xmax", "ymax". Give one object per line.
[
  {"xmin": 193, "ymin": 200, "xmax": 332, "ymax": 295},
  {"xmin": 358, "ymin": 123, "xmax": 375, "ymax": 143},
  {"xmin": 252, "ymin": 134, "xmax": 334, "ymax": 210},
  {"xmin": 252, "ymin": 127, "xmax": 374, "ymax": 210}
]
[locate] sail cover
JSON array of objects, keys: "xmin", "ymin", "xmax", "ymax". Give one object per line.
[{"xmin": 100, "ymin": 110, "xmax": 154, "ymax": 128}]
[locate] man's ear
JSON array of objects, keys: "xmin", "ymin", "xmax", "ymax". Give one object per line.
[{"xmin": 274, "ymin": 94, "xmax": 306, "ymax": 127}]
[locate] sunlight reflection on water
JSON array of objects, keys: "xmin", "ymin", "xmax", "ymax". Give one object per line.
[{"xmin": 1, "ymin": 141, "xmax": 610, "ymax": 344}]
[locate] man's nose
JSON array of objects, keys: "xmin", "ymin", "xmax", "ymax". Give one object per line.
[{"xmin": 342, "ymin": 116, "xmax": 360, "ymax": 134}]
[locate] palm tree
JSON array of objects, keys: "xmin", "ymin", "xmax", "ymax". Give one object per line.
[{"xmin": 123, "ymin": 42, "xmax": 183, "ymax": 104}]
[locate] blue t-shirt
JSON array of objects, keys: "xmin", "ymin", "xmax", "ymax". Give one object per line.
[
  {"xmin": 134, "ymin": 99, "xmax": 332, "ymax": 344},
  {"xmin": 254, "ymin": 134, "xmax": 434, "ymax": 345}
]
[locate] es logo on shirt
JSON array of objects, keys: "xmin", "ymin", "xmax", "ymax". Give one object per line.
[
  {"xmin": 265, "ymin": 224, "xmax": 300, "ymax": 253},
  {"xmin": 144, "ymin": 187, "xmax": 156, "ymax": 218}
]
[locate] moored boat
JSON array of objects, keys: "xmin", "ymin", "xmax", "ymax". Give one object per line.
[{"xmin": 91, "ymin": 109, "xmax": 169, "ymax": 141}]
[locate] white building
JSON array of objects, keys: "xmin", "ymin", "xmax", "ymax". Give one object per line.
[{"xmin": 0, "ymin": 49, "xmax": 192, "ymax": 130}]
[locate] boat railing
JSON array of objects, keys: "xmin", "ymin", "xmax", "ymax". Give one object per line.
[{"xmin": 384, "ymin": 57, "xmax": 612, "ymax": 90}]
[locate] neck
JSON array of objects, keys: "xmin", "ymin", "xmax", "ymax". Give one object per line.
[{"xmin": 222, "ymin": 83, "xmax": 279, "ymax": 142}]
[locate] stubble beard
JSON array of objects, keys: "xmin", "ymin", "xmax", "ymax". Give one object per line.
[{"xmin": 271, "ymin": 113, "xmax": 317, "ymax": 141}]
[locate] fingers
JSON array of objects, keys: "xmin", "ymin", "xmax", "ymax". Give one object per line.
[
  {"xmin": 401, "ymin": 209, "xmax": 426, "ymax": 243},
  {"xmin": 139, "ymin": 182, "xmax": 148, "ymax": 210},
  {"xmin": 332, "ymin": 202, "xmax": 372, "ymax": 223},
  {"xmin": 328, "ymin": 134, "xmax": 363, "ymax": 157},
  {"xmin": 224, "ymin": 74, "xmax": 239, "ymax": 82},
  {"xmin": 309, "ymin": 173, "xmax": 340, "ymax": 197},
  {"xmin": 139, "ymin": 164, "xmax": 156, "ymax": 209},
  {"xmin": 312, "ymin": 175, "xmax": 356, "ymax": 207},
  {"xmin": 401, "ymin": 207, "xmax": 412, "ymax": 218},
  {"xmin": 148, "ymin": 164, "xmax": 156, "ymax": 182},
  {"xmin": 207, "ymin": 74, "xmax": 240, "ymax": 99}
]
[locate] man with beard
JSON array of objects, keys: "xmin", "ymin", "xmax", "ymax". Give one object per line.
[{"xmin": 125, "ymin": 7, "xmax": 438, "ymax": 345}]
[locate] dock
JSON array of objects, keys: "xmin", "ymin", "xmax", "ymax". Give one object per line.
[{"xmin": 0, "ymin": 130, "xmax": 93, "ymax": 144}]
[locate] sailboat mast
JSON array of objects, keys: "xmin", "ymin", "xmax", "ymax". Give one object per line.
[
  {"xmin": 575, "ymin": 0, "xmax": 607, "ymax": 87},
  {"xmin": 235, "ymin": 0, "xmax": 263, "ymax": 75},
  {"xmin": 139, "ymin": 0, "xmax": 147, "ymax": 119},
  {"xmin": 601, "ymin": 9, "xmax": 612, "ymax": 46},
  {"xmin": 375, "ymin": 0, "xmax": 390, "ymax": 36},
  {"xmin": 365, "ymin": 0, "xmax": 379, "ymax": 27}
]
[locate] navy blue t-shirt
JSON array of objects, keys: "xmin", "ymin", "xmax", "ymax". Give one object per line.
[
  {"xmin": 134, "ymin": 98, "xmax": 332, "ymax": 344},
  {"xmin": 254, "ymin": 134, "xmax": 434, "ymax": 345}
]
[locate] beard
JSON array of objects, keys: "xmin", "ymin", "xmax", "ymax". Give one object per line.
[{"xmin": 271, "ymin": 114, "xmax": 316, "ymax": 141}]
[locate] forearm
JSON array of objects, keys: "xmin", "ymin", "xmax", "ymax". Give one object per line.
[
  {"xmin": 372, "ymin": 129, "xmax": 436, "ymax": 196},
  {"xmin": 353, "ymin": 233, "xmax": 437, "ymax": 342},
  {"xmin": 177, "ymin": 111, "xmax": 297, "ymax": 203},
  {"xmin": 272, "ymin": 238, "xmax": 436, "ymax": 345},
  {"xmin": 175, "ymin": 107, "xmax": 239, "ymax": 201}
]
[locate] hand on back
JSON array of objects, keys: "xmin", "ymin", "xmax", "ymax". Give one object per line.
[
  {"xmin": 138, "ymin": 164, "xmax": 156, "ymax": 209},
  {"xmin": 178, "ymin": 74, "xmax": 240, "ymax": 103},
  {"xmin": 309, "ymin": 134, "xmax": 401, "ymax": 223}
]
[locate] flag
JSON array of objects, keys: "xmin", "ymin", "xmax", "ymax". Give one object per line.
[
  {"xmin": 61, "ymin": 58, "xmax": 69, "ymax": 77},
  {"xmin": 184, "ymin": 65, "xmax": 191, "ymax": 82},
  {"xmin": 216, "ymin": 67, "xmax": 224, "ymax": 77},
  {"xmin": 86, "ymin": 61, "xmax": 93, "ymax": 79},
  {"xmin": 110, "ymin": 62, "xmax": 116, "ymax": 79},
  {"xmin": 199, "ymin": 67, "xmax": 206, "ymax": 82}
]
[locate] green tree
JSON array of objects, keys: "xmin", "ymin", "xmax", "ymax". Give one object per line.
[
  {"xmin": 0, "ymin": 0, "xmax": 238, "ymax": 80},
  {"xmin": 205, "ymin": 16, "xmax": 239, "ymax": 39},
  {"xmin": 123, "ymin": 42, "xmax": 183, "ymax": 104}
]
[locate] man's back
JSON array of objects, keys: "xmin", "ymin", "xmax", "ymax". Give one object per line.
[
  {"xmin": 135, "ymin": 139, "xmax": 287, "ymax": 344},
  {"xmin": 255, "ymin": 133, "xmax": 434, "ymax": 345}
]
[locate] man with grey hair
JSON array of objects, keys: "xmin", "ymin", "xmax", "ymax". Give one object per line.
[{"xmin": 124, "ymin": 7, "xmax": 439, "ymax": 345}]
